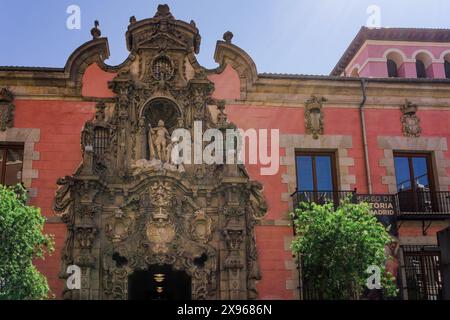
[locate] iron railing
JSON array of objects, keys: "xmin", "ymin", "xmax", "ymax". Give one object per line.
[
  {"xmin": 399, "ymin": 245, "xmax": 443, "ymax": 300},
  {"xmin": 291, "ymin": 190, "xmax": 449, "ymax": 300},
  {"xmin": 291, "ymin": 190, "xmax": 450, "ymax": 218},
  {"xmin": 397, "ymin": 190, "xmax": 450, "ymax": 217},
  {"xmin": 291, "ymin": 190, "xmax": 356, "ymax": 209}
]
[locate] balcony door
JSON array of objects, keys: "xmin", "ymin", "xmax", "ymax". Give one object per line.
[
  {"xmin": 295, "ymin": 152, "xmax": 337, "ymax": 205},
  {"xmin": 394, "ymin": 153, "xmax": 435, "ymax": 213}
]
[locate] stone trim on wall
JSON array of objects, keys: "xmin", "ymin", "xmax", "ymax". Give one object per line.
[
  {"xmin": 399, "ymin": 235, "xmax": 438, "ymax": 246},
  {"xmin": 0, "ymin": 128, "xmax": 40, "ymax": 197},
  {"xmin": 377, "ymin": 136, "xmax": 449, "ymax": 193},
  {"xmin": 280, "ymin": 134, "xmax": 355, "ymax": 212},
  {"xmin": 283, "ymin": 234, "xmax": 300, "ymax": 299},
  {"xmin": 279, "ymin": 134, "xmax": 354, "ymax": 300}
]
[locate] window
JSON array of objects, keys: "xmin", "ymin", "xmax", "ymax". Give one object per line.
[
  {"xmin": 94, "ymin": 127, "xmax": 109, "ymax": 156},
  {"xmin": 0, "ymin": 144, "xmax": 24, "ymax": 186},
  {"xmin": 416, "ymin": 60, "xmax": 427, "ymax": 78},
  {"xmin": 394, "ymin": 153, "xmax": 433, "ymax": 192},
  {"xmin": 295, "ymin": 152, "xmax": 337, "ymax": 204},
  {"xmin": 387, "ymin": 59, "xmax": 398, "ymax": 77},
  {"xmin": 400, "ymin": 246, "xmax": 442, "ymax": 300},
  {"xmin": 385, "ymin": 50, "xmax": 405, "ymax": 77},
  {"xmin": 296, "ymin": 152, "xmax": 336, "ymax": 191},
  {"xmin": 394, "ymin": 153, "xmax": 435, "ymax": 212},
  {"xmin": 445, "ymin": 60, "xmax": 450, "ymax": 79}
]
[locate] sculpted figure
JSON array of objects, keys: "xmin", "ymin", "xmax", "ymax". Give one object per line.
[{"xmin": 149, "ymin": 120, "xmax": 170, "ymax": 160}]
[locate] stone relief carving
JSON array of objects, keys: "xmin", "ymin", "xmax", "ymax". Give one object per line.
[
  {"xmin": 0, "ymin": 87, "xmax": 15, "ymax": 131},
  {"xmin": 54, "ymin": 4, "xmax": 266, "ymax": 301},
  {"xmin": 401, "ymin": 99, "xmax": 421, "ymax": 138},
  {"xmin": 146, "ymin": 217, "xmax": 176, "ymax": 254},
  {"xmin": 105, "ymin": 209, "xmax": 133, "ymax": 243},
  {"xmin": 305, "ymin": 95, "xmax": 327, "ymax": 139},
  {"xmin": 75, "ymin": 225, "xmax": 97, "ymax": 250},
  {"xmin": 190, "ymin": 209, "xmax": 213, "ymax": 244}
]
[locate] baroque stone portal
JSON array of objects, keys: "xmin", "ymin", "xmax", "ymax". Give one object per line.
[{"xmin": 54, "ymin": 5, "xmax": 267, "ymax": 300}]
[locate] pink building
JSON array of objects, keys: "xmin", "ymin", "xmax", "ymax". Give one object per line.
[
  {"xmin": 1, "ymin": 7, "xmax": 449, "ymax": 300},
  {"xmin": 333, "ymin": 27, "xmax": 450, "ymax": 79}
]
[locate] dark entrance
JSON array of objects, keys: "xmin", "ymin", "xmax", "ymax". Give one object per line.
[{"xmin": 128, "ymin": 265, "xmax": 191, "ymax": 300}]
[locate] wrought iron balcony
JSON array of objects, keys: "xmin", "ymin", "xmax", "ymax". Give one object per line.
[
  {"xmin": 396, "ymin": 190, "xmax": 450, "ymax": 219},
  {"xmin": 291, "ymin": 190, "xmax": 356, "ymax": 209},
  {"xmin": 291, "ymin": 190, "xmax": 450, "ymax": 220}
]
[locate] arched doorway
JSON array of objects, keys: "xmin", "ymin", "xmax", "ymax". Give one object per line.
[{"xmin": 128, "ymin": 265, "xmax": 192, "ymax": 300}]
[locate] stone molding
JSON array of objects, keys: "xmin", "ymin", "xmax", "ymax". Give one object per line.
[
  {"xmin": 280, "ymin": 134, "xmax": 355, "ymax": 211},
  {"xmin": 377, "ymin": 136, "xmax": 449, "ymax": 193},
  {"xmin": 0, "ymin": 128, "xmax": 40, "ymax": 195},
  {"xmin": 279, "ymin": 134, "xmax": 355, "ymax": 300}
]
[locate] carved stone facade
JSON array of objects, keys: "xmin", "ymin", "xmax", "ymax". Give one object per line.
[
  {"xmin": 304, "ymin": 95, "xmax": 327, "ymax": 139},
  {"xmin": 0, "ymin": 88, "xmax": 15, "ymax": 131},
  {"xmin": 54, "ymin": 5, "xmax": 266, "ymax": 300},
  {"xmin": 401, "ymin": 99, "xmax": 421, "ymax": 138}
]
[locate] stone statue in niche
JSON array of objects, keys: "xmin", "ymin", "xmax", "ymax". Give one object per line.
[
  {"xmin": 148, "ymin": 120, "xmax": 171, "ymax": 161},
  {"xmin": 132, "ymin": 119, "xmax": 184, "ymax": 174}
]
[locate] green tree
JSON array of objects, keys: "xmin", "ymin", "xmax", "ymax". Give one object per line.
[
  {"xmin": 0, "ymin": 184, "xmax": 54, "ymax": 300},
  {"xmin": 291, "ymin": 198, "xmax": 398, "ymax": 299}
]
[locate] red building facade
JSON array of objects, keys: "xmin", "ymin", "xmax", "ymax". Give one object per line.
[{"xmin": 1, "ymin": 6, "xmax": 449, "ymax": 300}]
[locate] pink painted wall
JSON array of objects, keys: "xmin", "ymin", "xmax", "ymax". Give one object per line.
[
  {"xmin": 345, "ymin": 42, "xmax": 450, "ymax": 78},
  {"xmin": 22, "ymin": 65, "xmax": 116, "ymax": 298},
  {"xmin": 209, "ymin": 64, "xmax": 241, "ymax": 100},
  {"xmin": 210, "ymin": 64, "xmax": 450, "ymax": 299},
  {"xmin": 208, "ymin": 66, "xmax": 372, "ymax": 299},
  {"xmin": 82, "ymin": 63, "xmax": 117, "ymax": 98},
  {"xmin": 14, "ymin": 99, "xmax": 96, "ymax": 298},
  {"xmin": 23, "ymin": 56, "xmax": 449, "ymax": 299}
]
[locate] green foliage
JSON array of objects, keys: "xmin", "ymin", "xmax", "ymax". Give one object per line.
[
  {"xmin": 291, "ymin": 197, "xmax": 398, "ymax": 299},
  {"xmin": 0, "ymin": 184, "xmax": 54, "ymax": 300}
]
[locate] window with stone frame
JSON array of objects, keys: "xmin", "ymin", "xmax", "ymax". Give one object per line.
[
  {"xmin": 0, "ymin": 143, "xmax": 24, "ymax": 186},
  {"xmin": 394, "ymin": 152, "xmax": 437, "ymax": 213},
  {"xmin": 294, "ymin": 152, "xmax": 338, "ymax": 204}
]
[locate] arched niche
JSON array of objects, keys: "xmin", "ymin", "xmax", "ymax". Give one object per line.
[{"xmin": 141, "ymin": 98, "xmax": 182, "ymax": 131}]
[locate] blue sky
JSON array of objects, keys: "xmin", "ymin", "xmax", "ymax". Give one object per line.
[{"xmin": 1, "ymin": 0, "xmax": 450, "ymax": 75}]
